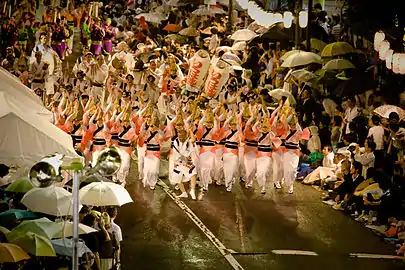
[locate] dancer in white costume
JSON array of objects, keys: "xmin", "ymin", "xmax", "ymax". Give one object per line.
[
  {"xmin": 243, "ymin": 114, "xmax": 258, "ymax": 189},
  {"xmin": 213, "ymin": 106, "xmax": 226, "ymax": 186},
  {"xmin": 254, "ymin": 112, "xmax": 276, "ymax": 194},
  {"xmin": 195, "ymin": 109, "xmax": 217, "ymax": 191},
  {"xmin": 139, "ymin": 112, "xmax": 171, "ymax": 190},
  {"xmin": 172, "ymin": 130, "xmax": 198, "ymax": 200},
  {"xmin": 220, "ymin": 113, "xmax": 241, "ymax": 192}
]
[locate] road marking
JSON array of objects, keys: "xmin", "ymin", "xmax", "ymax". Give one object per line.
[
  {"xmin": 349, "ymin": 253, "xmax": 405, "ymax": 260},
  {"xmin": 158, "ymin": 180, "xmax": 244, "ymax": 270},
  {"xmin": 235, "ymin": 199, "xmax": 246, "ymax": 253},
  {"xmin": 272, "ymin": 250, "xmax": 319, "ymax": 256}
]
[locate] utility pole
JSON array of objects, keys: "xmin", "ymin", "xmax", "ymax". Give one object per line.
[
  {"xmin": 306, "ymin": 0, "xmax": 313, "ymax": 51},
  {"xmin": 227, "ymin": 0, "xmax": 233, "ymax": 34},
  {"xmin": 294, "ymin": 0, "xmax": 302, "ymax": 48}
]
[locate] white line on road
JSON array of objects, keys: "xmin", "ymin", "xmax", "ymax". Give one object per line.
[
  {"xmin": 272, "ymin": 250, "xmax": 319, "ymax": 256},
  {"xmin": 158, "ymin": 180, "xmax": 244, "ymax": 270},
  {"xmin": 349, "ymin": 253, "xmax": 405, "ymax": 260}
]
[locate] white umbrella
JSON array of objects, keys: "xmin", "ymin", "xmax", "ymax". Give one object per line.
[
  {"xmin": 192, "ymin": 6, "xmax": 226, "ymax": 16},
  {"xmin": 280, "ymin": 50, "xmax": 305, "ymax": 61},
  {"xmin": 0, "ymin": 92, "xmax": 79, "ymax": 166},
  {"xmin": 179, "ymin": 27, "xmax": 199, "ymax": 37},
  {"xmin": 281, "ymin": 51, "xmax": 321, "ymax": 68},
  {"xmin": 290, "ymin": 69, "xmax": 317, "ymax": 83},
  {"xmin": 135, "ymin": 13, "xmax": 166, "ymax": 24},
  {"xmin": 22, "ymin": 187, "xmax": 81, "ymax": 216},
  {"xmin": 231, "ymin": 41, "xmax": 246, "ymax": 51},
  {"xmin": 374, "ymin": 105, "xmax": 405, "ymax": 120},
  {"xmin": 51, "ymin": 238, "xmax": 91, "ymax": 257},
  {"xmin": 222, "ymin": 52, "xmax": 242, "ymax": 64},
  {"xmin": 230, "ymin": 29, "xmax": 258, "ymax": 41},
  {"xmin": 53, "ymin": 221, "xmax": 97, "ymax": 239},
  {"xmin": 79, "ymin": 181, "xmax": 133, "ymax": 207},
  {"xmin": 217, "ymin": 46, "xmax": 232, "ymax": 52},
  {"xmin": 323, "ymin": 59, "xmax": 356, "ymax": 70},
  {"xmin": 268, "ymin": 89, "xmax": 296, "ymax": 105},
  {"xmin": 247, "ymin": 21, "xmax": 268, "ymax": 34}
]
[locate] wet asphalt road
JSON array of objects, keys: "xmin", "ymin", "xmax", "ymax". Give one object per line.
[{"xmin": 115, "ymin": 159, "xmax": 405, "ymax": 270}]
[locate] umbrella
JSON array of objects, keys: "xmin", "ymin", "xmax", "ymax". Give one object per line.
[
  {"xmin": 374, "ymin": 105, "xmax": 405, "ymax": 120},
  {"xmin": 53, "ymin": 221, "xmax": 97, "ymax": 238},
  {"xmin": 281, "ymin": 50, "xmax": 304, "ymax": 61},
  {"xmin": 179, "ymin": 27, "xmax": 199, "ymax": 37},
  {"xmin": 302, "ymin": 38, "xmax": 327, "ymax": 52},
  {"xmin": 290, "ymin": 69, "xmax": 317, "ymax": 83},
  {"xmin": 281, "ymin": 51, "xmax": 321, "ymax": 68},
  {"xmin": 5, "ymin": 177, "xmax": 33, "ymax": 193},
  {"xmin": 321, "ymin": 42, "xmax": 354, "ymax": 57},
  {"xmin": 6, "ymin": 218, "xmax": 61, "ymax": 241},
  {"xmin": 200, "ymin": 27, "xmax": 212, "ymax": 35},
  {"xmin": 162, "ymin": 24, "xmax": 181, "ymax": 33},
  {"xmin": 247, "ymin": 21, "xmax": 268, "ymax": 34},
  {"xmin": 231, "ymin": 41, "xmax": 246, "ymax": 51},
  {"xmin": 268, "ymin": 89, "xmax": 296, "ymax": 105},
  {"xmin": 135, "ymin": 13, "xmax": 166, "ymax": 24},
  {"xmin": 192, "ymin": 6, "xmax": 226, "ymax": 16},
  {"xmin": 79, "ymin": 181, "xmax": 133, "ymax": 207},
  {"xmin": 165, "ymin": 34, "xmax": 188, "ymax": 44},
  {"xmin": 217, "ymin": 46, "xmax": 231, "ymax": 52},
  {"xmin": 0, "ymin": 226, "xmax": 10, "ymax": 234},
  {"xmin": 230, "ymin": 29, "xmax": 258, "ymax": 41},
  {"xmin": 11, "ymin": 232, "xmax": 56, "ymax": 257},
  {"xmin": 0, "ymin": 209, "xmax": 38, "ymax": 228},
  {"xmin": 332, "ymin": 74, "xmax": 376, "ymax": 98},
  {"xmin": 22, "ymin": 186, "xmax": 80, "ymax": 216},
  {"xmin": 0, "ymin": 243, "xmax": 30, "ymax": 263},
  {"xmin": 323, "ymin": 59, "xmax": 356, "ymax": 70},
  {"xmin": 222, "ymin": 52, "xmax": 242, "ymax": 64},
  {"xmin": 253, "ymin": 26, "xmax": 292, "ymax": 43},
  {"xmin": 51, "ymin": 238, "xmax": 91, "ymax": 257}
]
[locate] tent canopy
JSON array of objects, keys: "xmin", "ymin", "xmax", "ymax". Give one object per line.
[
  {"xmin": 0, "ymin": 92, "xmax": 79, "ymax": 166},
  {"xmin": 0, "ymin": 68, "xmax": 52, "ymax": 121}
]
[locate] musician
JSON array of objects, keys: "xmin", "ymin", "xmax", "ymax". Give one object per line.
[
  {"xmin": 90, "ymin": 18, "xmax": 105, "ymax": 56},
  {"xmin": 102, "ymin": 18, "xmax": 115, "ymax": 55}
]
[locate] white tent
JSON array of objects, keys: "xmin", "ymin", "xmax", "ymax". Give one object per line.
[
  {"xmin": 0, "ymin": 67, "xmax": 52, "ymax": 121},
  {"xmin": 0, "ymin": 92, "xmax": 79, "ymax": 166}
]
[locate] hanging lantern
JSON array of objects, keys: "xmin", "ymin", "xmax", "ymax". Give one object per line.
[
  {"xmin": 299, "ymin": 11, "xmax": 308, "ymax": 28},
  {"xmin": 374, "ymin": 31, "xmax": 385, "ymax": 52},
  {"xmin": 392, "ymin": 53, "xmax": 401, "ymax": 74},
  {"xmin": 378, "ymin": 40, "xmax": 390, "ymax": 61},
  {"xmin": 400, "ymin": 54, "xmax": 405, "ymax": 74},
  {"xmin": 273, "ymin": 13, "xmax": 283, "ymax": 24},
  {"xmin": 386, "ymin": 49, "xmax": 394, "ymax": 70},
  {"xmin": 283, "ymin": 11, "xmax": 293, "ymax": 28}
]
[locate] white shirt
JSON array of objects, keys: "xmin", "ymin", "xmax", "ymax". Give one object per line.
[
  {"xmin": 322, "ymin": 152, "xmax": 335, "ymax": 168},
  {"xmin": 355, "ymin": 148, "xmax": 375, "ymax": 178},
  {"xmin": 344, "ymin": 106, "xmax": 359, "ymax": 134},
  {"xmin": 368, "ymin": 125, "xmax": 384, "ymax": 150},
  {"xmin": 111, "ymin": 221, "xmax": 123, "ymax": 242}
]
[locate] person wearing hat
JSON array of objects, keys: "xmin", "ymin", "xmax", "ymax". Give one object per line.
[
  {"xmin": 102, "ymin": 18, "xmax": 115, "ymax": 55},
  {"xmin": 195, "ymin": 108, "xmax": 218, "ymax": 192},
  {"xmin": 219, "ymin": 112, "xmax": 242, "ymax": 192},
  {"xmin": 254, "ymin": 111, "xmax": 276, "ymax": 194},
  {"xmin": 90, "ymin": 18, "xmax": 105, "ymax": 56},
  {"xmin": 88, "ymin": 55, "xmax": 109, "ymax": 108},
  {"xmin": 73, "ymin": 50, "xmax": 94, "ymax": 77},
  {"xmin": 242, "ymin": 106, "xmax": 260, "ymax": 189},
  {"xmin": 114, "ymin": 106, "xmax": 138, "ymax": 186},
  {"xmin": 171, "ymin": 129, "xmax": 198, "ymax": 200},
  {"xmin": 138, "ymin": 110, "xmax": 171, "ymax": 190}
]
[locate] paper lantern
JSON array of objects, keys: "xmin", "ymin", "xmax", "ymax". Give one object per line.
[
  {"xmin": 400, "ymin": 54, "xmax": 405, "ymax": 74},
  {"xmin": 273, "ymin": 13, "xmax": 283, "ymax": 23},
  {"xmin": 283, "ymin": 11, "xmax": 293, "ymax": 28},
  {"xmin": 392, "ymin": 53, "xmax": 401, "ymax": 74},
  {"xmin": 378, "ymin": 40, "xmax": 390, "ymax": 61},
  {"xmin": 385, "ymin": 49, "xmax": 394, "ymax": 70},
  {"xmin": 299, "ymin": 11, "xmax": 308, "ymax": 28},
  {"xmin": 374, "ymin": 31, "xmax": 385, "ymax": 51}
]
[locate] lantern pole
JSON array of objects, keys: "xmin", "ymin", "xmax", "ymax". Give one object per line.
[{"xmin": 306, "ymin": 0, "xmax": 313, "ymax": 51}]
